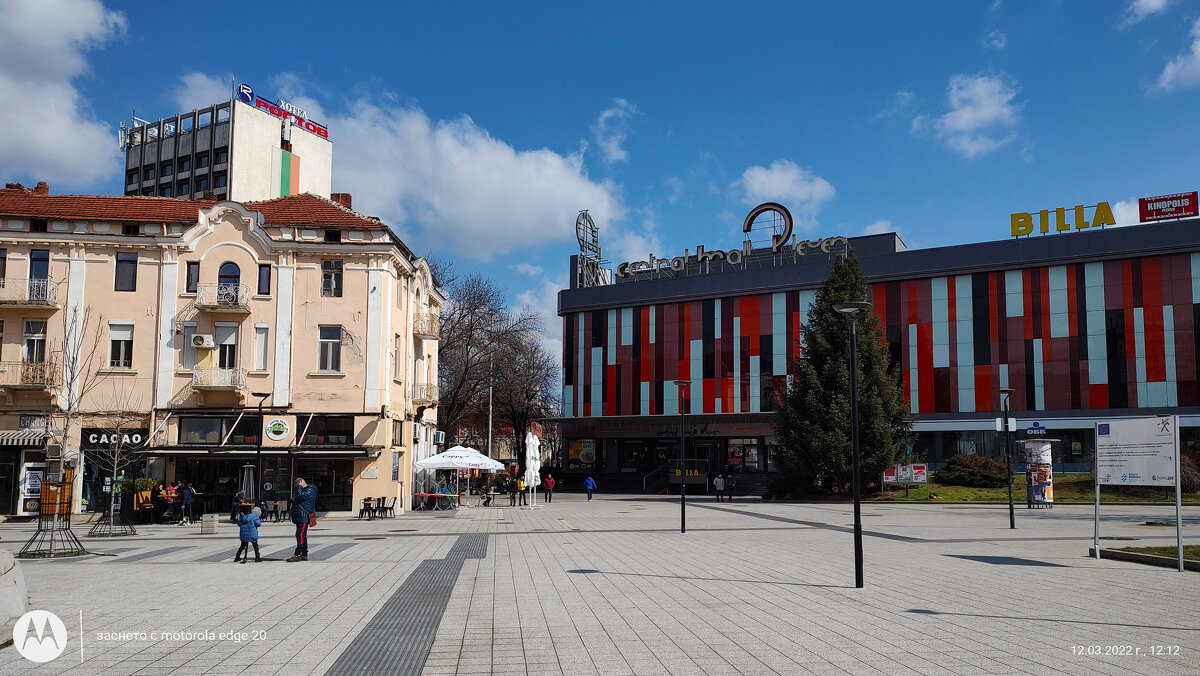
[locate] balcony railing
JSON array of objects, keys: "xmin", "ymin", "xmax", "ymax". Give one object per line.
[
  {"xmin": 413, "ymin": 313, "xmax": 441, "ymax": 340},
  {"xmin": 412, "ymin": 383, "xmax": 439, "ymax": 404},
  {"xmin": 0, "ymin": 279, "xmax": 59, "ymax": 307},
  {"xmin": 192, "ymin": 367, "xmax": 247, "ymax": 390},
  {"xmin": 0, "ymin": 361, "xmax": 59, "ymax": 389},
  {"xmin": 194, "ymin": 283, "xmax": 251, "ymax": 312}
]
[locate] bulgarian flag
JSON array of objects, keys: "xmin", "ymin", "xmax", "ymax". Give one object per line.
[{"xmin": 272, "ymin": 149, "xmax": 300, "ymax": 197}]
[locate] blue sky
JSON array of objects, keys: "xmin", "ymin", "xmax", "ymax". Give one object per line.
[{"xmin": 2, "ymin": 0, "xmax": 1200, "ymax": 352}]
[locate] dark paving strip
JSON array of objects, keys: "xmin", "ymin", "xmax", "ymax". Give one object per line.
[
  {"xmin": 196, "ymin": 548, "xmax": 245, "ymax": 562},
  {"xmin": 264, "ymin": 546, "xmax": 298, "ymax": 561},
  {"xmin": 945, "ymin": 554, "xmax": 1067, "ymax": 567},
  {"xmin": 692, "ymin": 503, "xmax": 924, "ymax": 542},
  {"xmin": 446, "ymin": 533, "xmax": 488, "ymax": 559},
  {"xmin": 85, "ymin": 547, "xmax": 140, "ymax": 556},
  {"xmin": 326, "ymin": 538, "xmax": 477, "ymax": 674},
  {"xmin": 112, "ymin": 546, "xmax": 193, "ymax": 562},
  {"xmin": 306, "ymin": 542, "xmax": 357, "ymax": 561}
]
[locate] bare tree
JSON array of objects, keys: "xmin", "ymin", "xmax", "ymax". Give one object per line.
[
  {"xmin": 83, "ymin": 403, "xmax": 150, "ymax": 535},
  {"xmin": 46, "ymin": 306, "xmax": 110, "ymax": 478},
  {"xmin": 492, "ymin": 335, "xmax": 558, "ymax": 475},
  {"xmin": 437, "ymin": 274, "xmax": 539, "ymax": 447}
]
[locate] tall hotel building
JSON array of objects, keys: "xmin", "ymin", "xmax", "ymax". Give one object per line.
[{"xmin": 554, "ymin": 198, "xmax": 1200, "ymax": 493}]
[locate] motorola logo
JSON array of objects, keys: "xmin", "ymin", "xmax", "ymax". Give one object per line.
[{"xmin": 12, "ymin": 610, "xmax": 67, "ymax": 663}]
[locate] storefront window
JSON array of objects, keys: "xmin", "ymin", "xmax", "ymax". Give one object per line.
[
  {"xmin": 302, "ymin": 416, "xmax": 355, "ymax": 445},
  {"xmin": 727, "ymin": 438, "xmax": 760, "ymax": 473},
  {"xmin": 178, "ymin": 417, "xmax": 259, "ymax": 445},
  {"xmin": 295, "ymin": 459, "xmax": 353, "ymax": 511}
]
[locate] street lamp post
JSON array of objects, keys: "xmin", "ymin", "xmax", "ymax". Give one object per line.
[
  {"xmin": 834, "ymin": 301, "xmax": 871, "ymax": 589},
  {"xmin": 252, "ymin": 392, "xmax": 271, "ymax": 506},
  {"xmin": 999, "ymin": 387, "xmax": 1015, "ymax": 529},
  {"xmin": 673, "ymin": 379, "xmax": 690, "ymax": 534}
]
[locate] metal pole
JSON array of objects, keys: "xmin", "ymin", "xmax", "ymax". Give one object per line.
[
  {"xmin": 849, "ymin": 316, "xmax": 863, "ymax": 589},
  {"xmin": 680, "ymin": 386, "xmax": 687, "ymax": 534},
  {"xmin": 487, "ymin": 382, "xmax": 493, "ymax": 457},
  {"xmin": 256, "ymin": 399, "xmax": 264, "ymax": 505},
  {"xmin": 1005, "ymin": 395, "xmax": 1015, "ymax": 529}
]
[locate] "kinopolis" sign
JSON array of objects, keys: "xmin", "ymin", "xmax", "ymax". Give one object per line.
[{"xmin": 616, "ymin": 202, "xmax": 848, "ymax": 278}]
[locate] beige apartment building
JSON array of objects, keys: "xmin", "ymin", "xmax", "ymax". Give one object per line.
[{"xmin": 0, "ymin": 182, "xmax": 443, "ymax": 516}]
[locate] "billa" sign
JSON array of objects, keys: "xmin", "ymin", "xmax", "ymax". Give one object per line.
[{"xmin": 1011, "ymin": 202, "xmax": 1116, "ymax": 237}]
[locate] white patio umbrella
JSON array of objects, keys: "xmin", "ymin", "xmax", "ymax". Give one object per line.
[
  {"xmin": 524, "ymin": 432, "xmax": 542, "ymax": 508},
  {"xmin": 416, "ymin": 445, "xmax": 504, "ymax": 505}
]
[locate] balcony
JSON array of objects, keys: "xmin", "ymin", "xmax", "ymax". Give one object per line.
[
  {"xmin": 194, "ymin": 283, "xmax": 251, "ymax": 313},
  {"xmin": 192, "ymin": 367, "xmax": 247, "ymax": 390},
  {"xmin": 0, "ymin": 279, "xmax": 59, "ymax": 309},
  {"xmin": 413, "ymin": 313, "xmax": 441, "ymax": 340},
  {"xmin": 0, "ymin": 361, "xmax": 59, "ymax": 390},
  {"xmin": 412, "ymin": 383, "xmax": 439, "ymax": 404}
]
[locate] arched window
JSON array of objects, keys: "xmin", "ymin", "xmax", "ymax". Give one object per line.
[{"xmin": 218, "ymin": 262, "xmax": 240, "ymax": 288}]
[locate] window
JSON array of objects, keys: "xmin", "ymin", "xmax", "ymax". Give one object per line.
[
  {"xmin": 145, "ymin": 167, "xmax": 155, "ymax": 180},
  {"xmin": 23, "ymin": 320, "xmax": 46, "ymax": 363},
  {"xmin": 115, "ymin": 252, "xmax": 137, "ymax": 291},
  {"xmin": 215, "ymin": 324, "xmax": 238, "ymax": 369},
  {"xmin": 197, "ymin": 177, "xmax": 209, "ymax": 191},
  {"xmin": 122, "ymin": 223, "xmax": 141, "ymax": 236},
  {"xmin": 257, "ymin": 264, "xmax": 271, "ymax": 295},
  {"xmin": 160, "ymin": 185, "xmax": 172, "ymax": 197},
  {"xmin": 177, "ymin": 181, "xmax": 189, "ymax": 196},
  {"xmin": 303, "ymin": 416, "xmax": 354, "ymax": 445},
  {"xmin": 216, "ymin": 150, "xmax": 228, "ymax": 164},
  {"xmin": 178, "ymin": 158, "xmax": 190, "ymax": 172},
  {"xmin": 392, "ymin": 421, "xmax": 406, "ymax": 446},
  {"xmin": 318, "ymin": 326, "xmax": 341, "ymax": 371},
  {"xmin": 214, "ymin": 173, "xmax": 227, "ymax": 188},
  {"xmin": 161, "ymin": 163, "xmax": 173, "ymax": 177},
  {"xmin": 197, "ymin": 154, "xmax": 210, "ymax": 169},
  {"xmin": 109, "ymin": 323, "xmax": 133, "ymax": 368},
  {"xmin": 127, "ymin": 170, "xmax": 138, "ymax": 184},
  {"xmin": 28, "ymin": 250, "xmax": 48, "ymax": 301},
  {"xmin": 144, "ymin": 187, "xmax": 155, "ymax": 197},
  {"xmin": 218, "ymin": 261, "xmax": 240, "ymax": 290},
  {"xmin": 178, "ymin": 417, "xmax": 258, "ymax": 445},
  {"xmin": 199, "ymin": 111, "xmax": 212, "ymax": 128},
  {"xmin": 0, "ymin": 249, "xmax": 6, "ymax": 279},
  {"xmin": 30, "ymin": 219, "xmax": 47, "ymax": 233},
  {"xmin": 393, "ymin": 334, "xmax": 401, "ymax": 379},
  {"xmin": 321, "ymin": 260, "xmax": 342, "ymax": 297},
  {"xmin": 324, "ymin": 230, "xmax": 341, "ymax": 243},
  {"xmin": 182, "ymin": 323, "xmax": 197, "ymax": 368},
  {"xmin": 185, "ymin": 261, "xmax": 199, "ymax": 293},
  {"xmin": 254, "ymin": 325, "xmax": 269, "ymax": 370}
]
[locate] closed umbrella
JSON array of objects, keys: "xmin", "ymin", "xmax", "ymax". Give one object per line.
[{"xmin": 524, "ymin": 432, "xmax": 541, "ymax": 508}]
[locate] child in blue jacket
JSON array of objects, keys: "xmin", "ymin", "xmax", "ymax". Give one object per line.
[{"xmin": 234, "ymin": 506, "xmax": 262, "ymax": 563}]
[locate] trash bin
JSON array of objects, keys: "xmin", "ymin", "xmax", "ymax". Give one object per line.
[{"xmin": 200, "ymin": 513, "xmax": 218, "ymax": 534}]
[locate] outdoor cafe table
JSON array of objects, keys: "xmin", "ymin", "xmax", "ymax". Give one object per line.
[
  {"xmin": 414, "ymin": 493, "xmax": 458, "ymax": 511},
  {"xmin": 359, "ymin": 498, "xmax": 378, "ymax": 520}
]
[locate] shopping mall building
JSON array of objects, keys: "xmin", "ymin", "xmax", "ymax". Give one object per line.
[{"xmin": 554, "ymin": 196, "xmax": 1200, "ymax": 493}]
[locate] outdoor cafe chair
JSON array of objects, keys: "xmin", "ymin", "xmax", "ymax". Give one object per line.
[
  {"xmin": 358, "ymin": 498, "xmax": 376, "ymax": 520},
  {"xmin": 381, "ymin": 497, "xmax": 396, "ymax": 518}
]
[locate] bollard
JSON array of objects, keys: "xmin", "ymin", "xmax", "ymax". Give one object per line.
[{"xmin": 200, "ymin": 513, "xmax": 218, "ymax": 535}]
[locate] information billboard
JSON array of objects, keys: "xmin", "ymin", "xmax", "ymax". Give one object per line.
[{"xmin": 1095, "ymin": 417, "xmax": 1177, "ymax": 486}]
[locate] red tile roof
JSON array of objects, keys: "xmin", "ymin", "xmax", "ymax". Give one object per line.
[{"xmin": 0, "ymin": 186, "xmax": 385, "ymax": 229}]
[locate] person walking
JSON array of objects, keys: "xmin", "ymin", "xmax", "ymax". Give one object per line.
[
  {"xmin": 234, "ymin": 506, "xmax": 262, "ymax": 563},
  {"xmin": 584, "ymin": 475, "xmax": 597, "ymax": 501},
  {"xmin": 542, "ymin": 474, "xmax": 555, "ymax": 503},
  {"xmin": 517, "ymin": 477, "xmax": 528, "ymax": 506},
  {"xmin": 177, "ymin": 481, "xmax": 195, "ymax": 525},
  {"xmin": 725, "ymin": 473, "xmax": 736, "ymax": 502},
  {"xmin": 288, "ymin": 477, "xmax": 317, "ymax": 562},
  {"xmin": 507, "ymin": 476, "xmax": 518, "ymax": 507},
  {"xmin": 712, "ymin": 474, "xmax": 725, "ymax": 502}
]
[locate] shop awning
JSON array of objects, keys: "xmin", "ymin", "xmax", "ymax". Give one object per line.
[{"xmin": 0, "ymin": 429, "xmax": 47, "ymax": 446}]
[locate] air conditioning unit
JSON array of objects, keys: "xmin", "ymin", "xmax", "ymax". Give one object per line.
[
  {"xmin": 433, "ymin": 431, "xmax": 445, "ymax": 444},
  {"xmin": 192, "ymin": 334, "xmax": 215, "ymax": 348}
]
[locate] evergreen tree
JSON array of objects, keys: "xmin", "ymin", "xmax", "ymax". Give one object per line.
[{"xmin": 772, "ymin": 252, "xmax": 912, "ymax": 493}]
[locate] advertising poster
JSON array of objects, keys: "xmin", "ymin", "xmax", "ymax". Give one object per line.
[
  {"xmin": 1139, "ymin": 191, "xmax": 1197, "ymax": 222},
  {"xmin": 898, "ymin": 464, "xmax": 912, "ymax": 483},
  {"xmin": 568, "ymin": 439, "xmax": 596, "ymax": 470},
  {"xmin": 1095, "ymin": 417, "xmax": 1177, "ymax": 486},
  {"xmin": 883, "ymin": 465, "xmax": 897, "ymax": 483},
  {"xmin": 1025, "ymin": 441, "xmax": 1054, "ymax": 505},
  {"xmin": 910, "ymin": 464, "xmax": 928, "ymax": 483}
]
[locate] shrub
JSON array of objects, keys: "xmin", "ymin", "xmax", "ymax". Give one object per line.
[
  {"xmin": 1181, "ymin": 453, "xmax": 1200, "ymax": 494},
  {"xmin": 934, "ymin": 454, "xmax": 1011, "ymax": 488}
]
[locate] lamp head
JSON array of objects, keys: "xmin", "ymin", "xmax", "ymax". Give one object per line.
[
  {"xmin": 999, "ymin": 387, "xmax": 1014, "ymax": 395},
  {"xmin": 833, "ymin": 301, "xmax": 872, "ymax": 315},
  {"xmin": 672, "ymin": 379, "xmax": 690, "ymax": 388}
]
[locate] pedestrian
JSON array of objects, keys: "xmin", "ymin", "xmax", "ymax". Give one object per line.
[
  {"xmin": 517, "ymin": 477, "xmax": 528, "ymax": 506},
  {"xmin": 177, "ymin": 481, "xmax": 195, "ymax": 525},
  {"xmin": 584, "ymin": 475, "xmax": 596, "ymax": 501},
  {"xmin": 507, "ymin": 476, "xmax": 518, "ymax": 507},
  {"xmin": 230, "ymin": 490, "xmax": 247, "ymax": 523},
  {"xmin": 288, "ymin": 477, "xmax": 317, "ymax": 562},
  {"xmin": 542, "ymin": 474, "xmax": 555, "ymax": 503},
  {"xmin": 712, "ymin": 474, "xmax": 725, "ymax": 502},
  {"xmin": 725, "ymin": 474, "xmax": 735, "ymax": 502},
  {"xmin": 234, "ymin": 506, "xmax": 262, "ymax": 563}
]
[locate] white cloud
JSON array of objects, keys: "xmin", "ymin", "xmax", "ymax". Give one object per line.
[
  {"xmin": 1121, "ymin": 0, "xmax": 1172, "ymax": 29},
  {"xmin": 513, "ymin": 263, "xmax": 544, "ymax": 276},
  {"xmin": 1111, "ymin": 199, "xmax": 1140, "ymax": 226},
  {"xmin": 591, "ymin": 98, "xmax": 638, "ymax": 164},
  {"xmin": 930, "ymin": 73, "xmax": 1021, "ymax": 158},
  {"xmin": 863, "ymin": 219, "xmax": 893, "ymax": 235},
  {"xmin": 983, "ymin": 30, "xmax": 1007, "ymax": 49},
  {"xmin": 1150, "ymin": 18, "xmax": 1200, "ymax": 93},
  {"xmin": 0, "ymin": 0, "xmax": 125, "ymax": 188},
  {"xmin": 608, "ymin": 213, "xmax": 663, "ymax": 264},
  {"xmin": 876, "ymin": 90, "xmax": 918, "ymax": 120},
  {"xmin": 663, "ymin": 176, "xmax": 685, "ymax": 205},
  {"xmin": 736, "ymin": 159, "xmax": 835, "ymax": 229},
  {"xmin": 516, "ymin": 276, "xmax": 567, "ymax": 371},
  {"xmin": 171, "ymin": 72, "xmax": 234, "ymax": 111}
]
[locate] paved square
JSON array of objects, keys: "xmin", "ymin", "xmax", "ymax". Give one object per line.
[{"xmin": 0, "ymin": 495, "xmax": 1196, "ymax": 674}]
